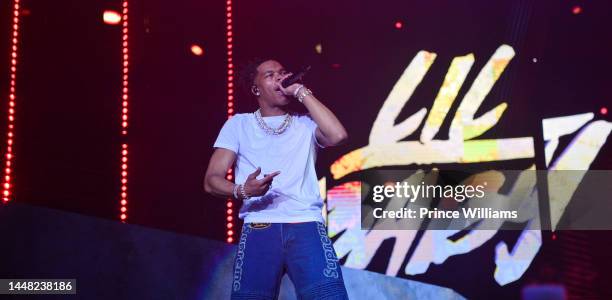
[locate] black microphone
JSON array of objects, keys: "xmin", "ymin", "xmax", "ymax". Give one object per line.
[{"xmin": 281, "ymin": 65, "xmax": 311, "ymax": 88}]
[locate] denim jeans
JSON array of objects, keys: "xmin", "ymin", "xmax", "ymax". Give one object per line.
[{"xmin": 231, "ymin": 222, "xmax": 349, "ymax": 300}]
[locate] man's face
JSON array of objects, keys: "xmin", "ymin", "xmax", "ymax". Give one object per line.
[{"xmin": 253, "ymin": 60, "xmax": 291, "ymax": 106}]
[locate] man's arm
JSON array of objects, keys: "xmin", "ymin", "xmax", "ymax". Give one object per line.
[
  {"xmin": 301, "ymin": 93, "xmax": 348, "ymax": 147},
  {"xmin": 277, "ymin": 80, "xmax": 348, "ymax": 147},
  {"xmin": 204, "ymin": 148, "xmax": 281, "ymax": 199},
  {"xmin": 204, "ymin": 148, "xmax": 237, "ymax": 198}
]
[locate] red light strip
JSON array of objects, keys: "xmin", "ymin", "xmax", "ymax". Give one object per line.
[
  {"xmin": 2, "ymin": 0, "xmax": 21, "ymax": 203},
  {"xmin": 225, "ymin": 0, "xmax": 235, "ymax": 243},
  {"xmin": 119, "ymin": 0, "xmax": 129, "ymax": 221}
]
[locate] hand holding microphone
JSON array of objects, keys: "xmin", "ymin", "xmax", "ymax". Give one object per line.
[
  {"xmin": 277, "ymin": 65, "xmax": 312, "ymax": 102},
  {"xmin": 281, "ymin": 65, "xmax": 310, "ymax": 88}
]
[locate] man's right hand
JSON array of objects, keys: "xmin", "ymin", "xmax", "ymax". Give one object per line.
[{"xmin": 243, "ymin": 167, "xmax": 280, "ymax": 198}]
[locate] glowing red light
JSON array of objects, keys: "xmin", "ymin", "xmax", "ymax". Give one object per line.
[
  {"xmin": 225, "ymin": 0, "xmax": 234, "ymax": 244},
  {"xmin": 601, "ymin": 107, "xmax": 608, "ymax": 115},
  {"xmin": 394, "ymin": 21, "xmax": 403, "ymax": 29},
  {"xmin": 120, "ymin": 214, "xmax": 127, "ymax": 220},
  {"xmin": 3, "ymin": 5, "xmax": 19, "ymax": 205},
  {"xmin": 191, "ymin": 44, "xmax": 204, "ymax": 56},
  {"xmin": 572, "ymin": 6, "xmax": 582, "ymax": 15},
  {"xmin": 103, "ymin": 10, "xmax": 122, "ymax": 25}
]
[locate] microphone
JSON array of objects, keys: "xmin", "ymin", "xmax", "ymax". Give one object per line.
[{"xmin": 281, "ymin": 65, "xmax": 311, "ymax": 88}]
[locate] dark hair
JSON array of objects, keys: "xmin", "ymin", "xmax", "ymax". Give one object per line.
[{"xmin": 237, "ymin": 57, "xmax": 274, "ymax": 98}]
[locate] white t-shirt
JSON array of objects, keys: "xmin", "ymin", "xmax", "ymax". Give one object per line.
[{"xmin": 213, "ymin": 112, "xmax": 325, "ymax": 223}]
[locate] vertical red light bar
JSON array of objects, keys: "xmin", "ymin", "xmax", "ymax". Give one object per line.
[
  {"xmin": 225, "ymin": 0, "xmax": 235, "ymax": 243},
  {"xmin": 119, "ymin": 0, "xmax": 129, "ymax": 221},
  {"xmin": 2, "ymin": 0, "xmax": 21, "ymax": 203}
]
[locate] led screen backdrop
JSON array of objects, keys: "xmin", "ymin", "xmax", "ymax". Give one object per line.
[{"xmin": 229, "ymin": 1, "xmax": 611, "ymax": 298}]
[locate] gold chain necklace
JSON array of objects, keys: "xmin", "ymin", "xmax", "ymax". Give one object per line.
[{"xmin": 254, "ymin": 109, "xmax": 292, "ymax": 135}]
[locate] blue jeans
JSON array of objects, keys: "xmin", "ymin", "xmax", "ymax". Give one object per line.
[{"xmin": 231, "ymin": 222, "xmax": 349, "ymax": 300}]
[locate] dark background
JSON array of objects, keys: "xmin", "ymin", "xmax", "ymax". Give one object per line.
[{"xmin": 1, "ymin": 0, "xmax": 610, "ymax": 299}]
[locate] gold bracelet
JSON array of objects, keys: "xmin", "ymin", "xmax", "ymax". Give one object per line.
[
  {"xmin": 297, "ymin": 88, "xmax": 312, "ymax": 103},
  {"xmin": 293, "ymin": 85, "xmax": 305, "ymax": 98},
  {"xmin": 239, "ymin": 184, "xmax": 250, "ymax": 200}
]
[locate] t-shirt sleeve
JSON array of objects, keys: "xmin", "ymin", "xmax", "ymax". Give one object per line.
[
  {"xmin": 213, "ymin": 116, "xmax": 240, "ymax": 153},
  {"xmin": 302, "ymin": 114, "xmax": 326, "ymax": 149}
]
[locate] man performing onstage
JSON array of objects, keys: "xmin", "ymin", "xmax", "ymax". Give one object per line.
[{"xmin": 204, "ymin": 58, "xmax": 350, "ymax": 299}]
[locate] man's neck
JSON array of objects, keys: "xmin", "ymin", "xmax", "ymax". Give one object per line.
[{"xmin": 258, "ymin": 103, "xmax": 287, "ymax": 117}]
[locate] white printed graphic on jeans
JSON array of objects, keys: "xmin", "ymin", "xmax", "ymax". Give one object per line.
[
  {"xmin": 317, "ymin": 222, "xmax": 339, "ymax": 278},
  {"xmin": 232, "ymin": 226, "xmax": 252, "ymax": 291}
]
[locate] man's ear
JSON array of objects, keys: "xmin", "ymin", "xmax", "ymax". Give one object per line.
[{"xmin": 251, "ymin": 85, "xmax": 260, "ymax": 96}]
